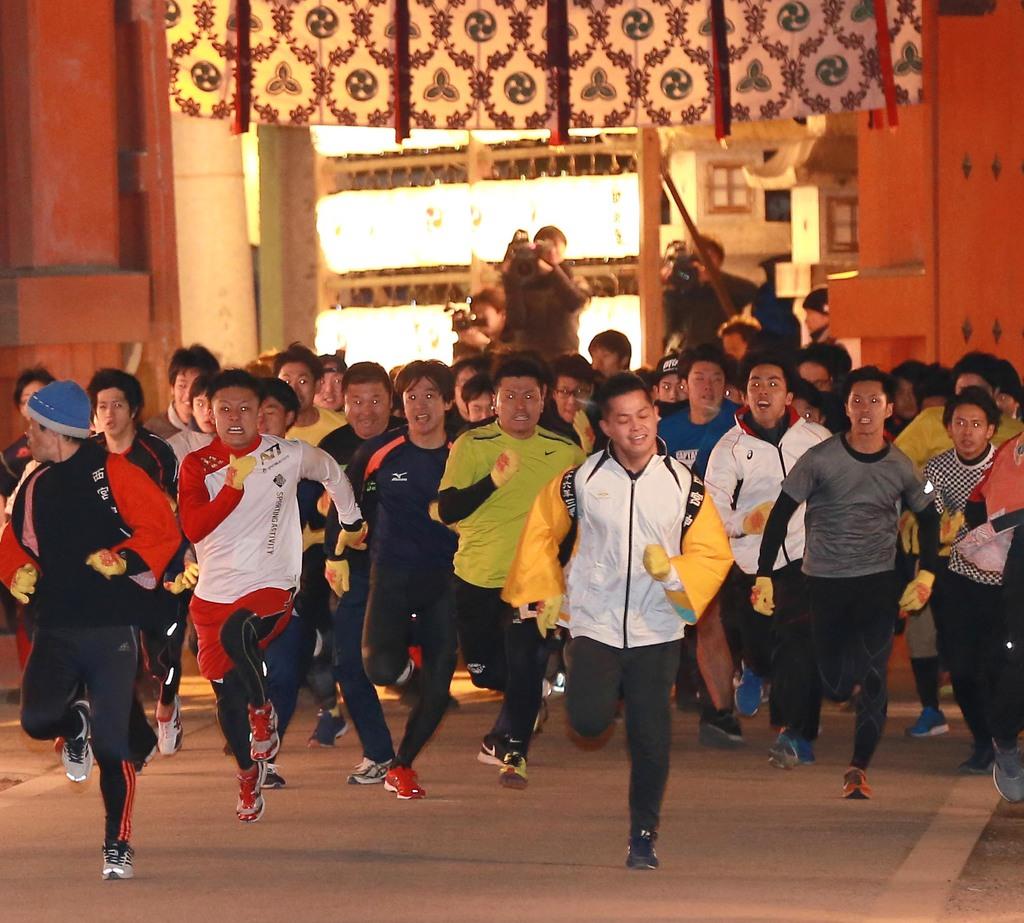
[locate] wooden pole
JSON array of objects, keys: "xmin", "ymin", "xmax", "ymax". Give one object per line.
[
  {"xmin": 660, "ymin": 164, "xmax": 737, "ymax": 319},
  {"xmin": 636, "ymin": 127, "xmax": 664, "ymax": 366}
]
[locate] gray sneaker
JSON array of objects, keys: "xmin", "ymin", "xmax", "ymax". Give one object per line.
[
  {"xmin": 63, "ymin": 700, "xmax": 94, "ymax": 783},
  {"xmin": 347, "ymin": 757, "xmax": 392, "ymax": 785},
  {"xmin": 993, "ymin": 746, "xmax": 1024, "ymax": 803}
]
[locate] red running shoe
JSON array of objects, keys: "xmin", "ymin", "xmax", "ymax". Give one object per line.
[
  {"xmin": 248, "ymin": 701, "xmax": 280, "ymax": 762},
  {"xmin": 236, "ymin": 763, "xmax": 266, "ymax": 823},
  {"xmin": 384, "ymin": 765, "xmax": 426, "ymax": 800}
]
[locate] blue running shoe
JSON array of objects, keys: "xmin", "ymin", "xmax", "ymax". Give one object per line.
[
  {"xmin": 905, "ymin": 706, "xmax": 949, "ymax": 738},
  {"xmin": 307, "ymin": 708, "xmax": 349, "ymax": 748},
  {"xmin": 734, "ymin": 667, "xmax": 763, "ymax": 718},
  {"xmin": 768, "ymin": 729, "xmax": 815, "ymax": 769}
]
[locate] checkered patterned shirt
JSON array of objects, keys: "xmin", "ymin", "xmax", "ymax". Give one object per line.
[{"xmin": 924, "ymin": 446, "xmax": 1001, "ymax": 585}]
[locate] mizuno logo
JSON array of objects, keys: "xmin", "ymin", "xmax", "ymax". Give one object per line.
[
  {"xmin": 118, "ymin": 642, "xmax": 131, "ymax": 653},
  {"xmin": 391, "ymin": 472, "xmax": 408, "ymax": 482}
]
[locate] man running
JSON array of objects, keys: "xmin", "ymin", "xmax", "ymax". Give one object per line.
[
  {"xmin": 704, "ymin": 351, "xmax": 829, "ymax": 767},
  {"xmin": 328, "ymin": 360, "xmax": 459, "ymax": 799},
  {"xmin": 0, "ymin": 380, "xmax": 180, "ymax": 879},
  {"xmin": 505, "ymin": 372, "xmax": 732, "ymax": 867},
  {"xmin": 88, "ymin": 368, "xmax": 187, "ymax": 762},
  {"xmin": 437, "ymin": 354, "xmax": 584, "ymax": 784},
  {"xmin": 178, "ymin": 370, "xmax": 363, "ymax": 822},
  {"xmin": 754, "ymin": 367, "xmax": 940, "ymax": 799}
]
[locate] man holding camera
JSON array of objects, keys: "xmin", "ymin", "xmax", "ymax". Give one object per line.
[
  {"xmin": 452, "ymin": 287, "xmax": 510, "ymax": 361},
  {"xmin": 502, "ymin": 226, "xmax": 590, "ymax": 360},
  {"xmin": 663, "ymin": 236, "xmax": 758, "ymax": 351}
]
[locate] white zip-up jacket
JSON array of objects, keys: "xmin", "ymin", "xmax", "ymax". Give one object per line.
[
  {"xmin": 504, "ymin": 445, "xmax": 733, "ymax": 649},
  {"xmin": 705, "ymin": 409, "xmax": 829, "ymax": 574}
]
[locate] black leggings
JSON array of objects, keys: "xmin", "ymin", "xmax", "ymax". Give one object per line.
[
  {"xmin": 992, "ymin": 529, "xmax": 1024, "ymax": 748},
  {"xmin": 566, "ymin": 637, "xmax": 680, "ymax": 837},
  {"xmin": 808, "ymin": 572, "xmax": 897, "ymax": 770},
  {"xmin": 454, "ymin": 577, "xmax": 510, "ymax": 692},
  {"xmin": 212, "ymin": 669, "xmax": 256, "ymax": 772},
  {"xmin": 932, "ymin": 569, "xmax": 1003, "ymax": 747},
  {"xmin": 219, "ymin": 607, "xmax": 291, "ymax": 707},
  {"xmin": 363, "ymin": 564, "xmax": 457, "ymax": 768},
  {"xmin": 21, "ymin": 625, "xmax": 139, "ymax": 842}
]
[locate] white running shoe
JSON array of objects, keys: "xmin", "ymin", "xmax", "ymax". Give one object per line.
[
  {"xmin": 347, "ymin": 757, "xmax": 392, "ymax": 785},
  {"xmin": 156, "ymin": 696, "xmax": 183, "ymax": 756},
  {"xmin": 62, "ymin": 700, "xmax": 94, "ymax": 783}
]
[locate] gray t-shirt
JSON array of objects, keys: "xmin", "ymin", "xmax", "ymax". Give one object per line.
[{"xmin": 782, "ymin": 434, "xmax": 932, "ymax": 578}]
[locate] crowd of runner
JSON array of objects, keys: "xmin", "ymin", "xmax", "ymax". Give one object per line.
[{"xmin": 3, "ymin": 332, "xmax": 1024, "ymax": 880}]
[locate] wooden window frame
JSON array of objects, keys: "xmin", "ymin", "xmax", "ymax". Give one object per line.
[
  {"xmin": 826, "ymin": 195, "xmax": 859, "ymax": 254},
  {"xmin": 705, "ymin": 162, "xmax": 753, "ymax": 215}
]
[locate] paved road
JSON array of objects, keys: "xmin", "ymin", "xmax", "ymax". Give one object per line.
[{"xmin": 0, "ymin": 672, "xmax": 1001, "ymax": 923}]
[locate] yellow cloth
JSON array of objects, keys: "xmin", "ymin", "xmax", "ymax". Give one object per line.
[
  {"xmin": 895, "ymin": 406, "xmax": 1024, "ymax": 468},
  {"xmin": 288, "ymin": 408, "xmax": 349, "ymax": 550},
  {"xmin": 440, "ymin": 423, "xmax": 585, "ymax": 588},
  {"xmin": 573, "ymin": 409, "xmax": 595, "ymax": 454},
  {"xmin": 286, "ymin": 407, "xmax": 348, "ymax": 447}
]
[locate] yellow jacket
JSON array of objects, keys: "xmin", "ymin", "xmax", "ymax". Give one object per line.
[{"xmin": 503, "ymin": 448, "xmax": 733, "ymax": 647}]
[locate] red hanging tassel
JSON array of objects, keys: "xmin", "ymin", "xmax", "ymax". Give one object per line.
[
  {"xmin": 394, "ymin": 0, "xmax": 411, "ymax": 143},
  {"xmin": 547, "ymin": 0, "xmax": 570, "ymax": 145},
  {"xmin": 232, "ymin": 0, "xmax": 252, "ymax": 134},
  {"xmin": 709, "ymin": 0, "xmax": 731, "ymax": 140},
  {"xmin": 872, "ymin": 0, "xmax": 899, "ymax": 128}
]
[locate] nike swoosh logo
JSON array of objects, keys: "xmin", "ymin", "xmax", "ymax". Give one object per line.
[{"xmin": 544, "ymin": 450, "xmax": 556, "ymax": 456}]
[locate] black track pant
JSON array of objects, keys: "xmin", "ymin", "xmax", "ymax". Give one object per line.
[
  {"xmin": 721, "ymin": 562, "xmax": 820, "ymax": 740},
  {"xmin": 932, "ymin": 569, "xmax": 1003, "ymax": 748},
  {"xmin": 21, "ymin": 625, "xmax": 139, "ymax": 842},
  {"xmin": 808, "ymin": 571, "xmax": 897, "ymax": 771},
  {"xmin": 566, "ymin": 637, "xmax": 680, "ymax": 837},
  {"xmin": 991, "ymin": 529, "xmax": 1024, "ymax": 748},
  {"xmin": 363, "ymin": 564, "xmax": 457, "ymax": 768}
]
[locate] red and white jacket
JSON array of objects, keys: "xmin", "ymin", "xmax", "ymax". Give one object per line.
[
  {"xmin": 179, "ymin": 435, "xmax": 361, "ymax": 604},
  {"xmin": 705, "ymin": 408, "xmax": 829, "ymax": 575}
]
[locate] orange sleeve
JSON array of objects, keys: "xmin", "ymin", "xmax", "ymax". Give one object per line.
[{"xmin": 107, "ymin": 454, "xmax": 182, "ymax": 585}]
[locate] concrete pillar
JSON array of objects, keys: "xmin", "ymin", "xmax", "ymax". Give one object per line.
[
  {"xmin": 171, "ymin": 114, "xmax": 258, "ymax": 365},
  {"xmin": 636, "ymin": 127, "xmax": 664, "ymax": 366},
  {"xmin": 258, "ymin": 126, "xmax": 319, "ymax": 352}
]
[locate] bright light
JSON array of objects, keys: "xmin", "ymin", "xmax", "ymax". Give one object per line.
[
  {"xmin": 317, "ymin": 175, "xmax": 640, "ymax": 275},
  {"xmin": 315, "ymin": 296, "xmax": 641, "ymax": 369},
  {"xmin": 309, "ymin": 127, "xmax": 615, "ymax": 157}
]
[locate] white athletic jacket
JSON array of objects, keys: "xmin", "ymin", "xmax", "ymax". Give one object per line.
[
  {"xmin": 504, "ymin": 445, "xmax": 732, "ymax": 649},
  {"xmin": 705, "ymin": 409, "xmax": 829, "ymax": 574}
]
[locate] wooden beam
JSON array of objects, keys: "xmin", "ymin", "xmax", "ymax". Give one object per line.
[{"xmin": 636, "ymin": 126, "xmax": 663, "ymax": 367}]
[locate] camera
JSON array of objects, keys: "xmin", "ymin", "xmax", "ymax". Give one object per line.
[
  {"xmin": 445, "ymin": 302, "xmax": 483, "ymax": 333},
  {"xmin": 662, "ymin": 241, "xmax": 701, "ymax": 294},
  {"xmin": 505, "ymin": 229, "xmax": 555, "ymax": 285}
]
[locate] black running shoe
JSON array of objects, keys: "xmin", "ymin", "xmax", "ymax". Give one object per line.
[
  {"xmin": 626, "ymin": 830, "xmax": 659, "ymax": 870},
  {"xmin": 698, "ymin": 709, "xmax": 744, "ymax": 749},
  {"xmin": 477, "ymin": 733, "xmax": 508, "ymax": 766}
]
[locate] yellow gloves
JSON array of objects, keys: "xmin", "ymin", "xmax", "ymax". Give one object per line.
[
  {"xmin": 325, "ymin": 559, "xmax": 350, "ymax": 597},
  {"xmin": 940, "ymin": 510, "xmax": 965, "ymax": 546},
  {"xmin": 225, "ymin": 453, "xmax": 256, "ymax": 490},
  {"xmin": 10, "ymin": 564, "xmax": 38, "ymax": 604},
  {"xmin": 642, "ymin": 544, "xmax": 673, "ymax": 582},
  {"xmin": 335, "ymin": 522, "xmax": 368, "ymax": 555},
  {"xmin": 86, "ymin": 549, "xmax": 127, "ymax": 579},
  {"xmin": 490, "ymin": 450, "xmax": 520, "ymax": 488},
  {"xmin": 751, "ymin": 576, "xmax": 775, "ymax": 616},
  {"xmin": 899, "ymin": 569, "xmax": 935, "ymax": 612},
  {"xmin": 898, "ymin": 510, "xmax": 919, "ymax": 556},
  {"xmin": 742, "ymin": 501, "xmax": 774, "ymax": 536},
  {"xmin": 534, "ymin": 595, "xmax": 563, "ymax": 636},
  {"xmin": 164, "ymin": 562, "xmax": 199, "ymax": 595}
]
